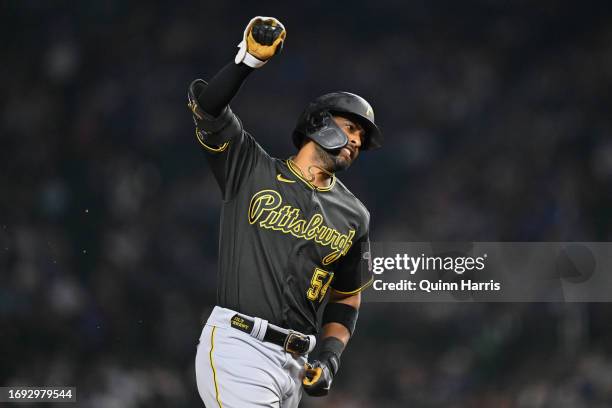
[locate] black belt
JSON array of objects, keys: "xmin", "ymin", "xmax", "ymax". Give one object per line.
[{"xmin": 230, "ymin": 314, "xmax": 312, "ymax": 355}]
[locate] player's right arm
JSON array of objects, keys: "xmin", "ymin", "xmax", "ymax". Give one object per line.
[{"xmin": 187, "ymin": 17, "xmax": 286, "ymax": 198}]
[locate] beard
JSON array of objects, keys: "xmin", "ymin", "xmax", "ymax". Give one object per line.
[{"xmin": 313, "ymin": 143, "xmax": 352, "ymax": 173}]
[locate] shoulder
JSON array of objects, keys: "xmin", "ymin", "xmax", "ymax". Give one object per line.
[
  {"xmin": 333, "ymin": 177, "xmax": 371, "ymax": 225},
  {"xmin": 271, "ymin": 156, "xmax": 286, "ymax": 166},
  {"xmin": 237, "ymin": 131, "xmax": 275, "ymax": 161}
]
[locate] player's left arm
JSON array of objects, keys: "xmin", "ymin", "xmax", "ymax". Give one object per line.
[
  {"xmin": 321, "ymin": 289, "xmax": 360, "ymax": 343},
  {"xmin": 303, "ymin": 213, "xmax": 372, "ymax": 397},
  {"xmin": 302, "ymin": 288, "xmax": 362, "ymax": 397},
  {"xmin": 302, "ymin": 268, "xmax": 363, "ymax": 397}
]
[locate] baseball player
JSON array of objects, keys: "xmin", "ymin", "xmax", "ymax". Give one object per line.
[{"xmin": 189, "ymin": 16, "xmax": 382, "ymax": 407}]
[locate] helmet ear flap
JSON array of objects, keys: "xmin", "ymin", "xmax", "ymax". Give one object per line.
[
  {"xmin": 307, "ymin": 110, "xmax": 327, "ymax": 133},
  {"xmin": 306, "ymin": 111, "xmax": 348, "ymax": 150}
]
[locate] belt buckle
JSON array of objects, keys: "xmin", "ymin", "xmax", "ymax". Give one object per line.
[{"xmin": 284, "ymin": 331, "xmax": 309, "ymax": 355}]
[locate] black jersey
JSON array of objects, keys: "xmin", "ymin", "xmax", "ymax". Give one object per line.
[{"xmin": 199, "ymin": 114, "xmax": 372, "ymax": 334}]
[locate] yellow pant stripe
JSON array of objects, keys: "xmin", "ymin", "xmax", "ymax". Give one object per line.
[{"xmin": 209, "ymin": 326, "xmax": 222, "ymax": 408}]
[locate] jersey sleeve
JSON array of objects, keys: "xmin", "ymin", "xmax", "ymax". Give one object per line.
[
  {"xmin": 330, "ymin": 224, "xmax": 373, "ymax": 295},
  {"xmin": 197, "ymin": 115, "xmax": 270, "ymax": 200},
  {"xmin": 187, "ymin": 72, "xmax": 269, "ymax": 200}
]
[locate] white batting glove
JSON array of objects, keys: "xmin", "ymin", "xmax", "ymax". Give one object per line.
[{"xmin": 235, "ymin": 16, "xmax": 286, "ymax": 68}]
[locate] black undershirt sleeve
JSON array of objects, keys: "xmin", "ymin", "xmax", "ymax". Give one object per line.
[{"xmin": 198, "ymin": 62, "xmax": 254, "ymax": 117}]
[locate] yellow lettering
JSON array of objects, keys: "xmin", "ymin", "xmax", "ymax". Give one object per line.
[
  {"xmin": 248, "ymin": 190, "xmax": 282, "ymax": 224},
  {"xmin": 289, "ymin": 220, "xmax": 306, "ymax": 235},
  {"xmin": 260, "ymin": 210, "xmax": 281, "ymax": 228},
  {"xmin": 304, "ymin": 214, "xmax": 324, "ymax": 239},
  {"xmin": 248, "ymin": 189, "xmax": 357, "ymax": 265}
]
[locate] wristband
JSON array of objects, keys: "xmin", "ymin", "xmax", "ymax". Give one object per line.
[{"xmin": 318, "ymin": 336, "xmax": 345, "ymax": 376}]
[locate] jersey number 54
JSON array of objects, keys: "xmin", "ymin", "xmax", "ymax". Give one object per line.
[{"xmin": 306, "ymin": 268, "xmax": 334, "ymax": 303}]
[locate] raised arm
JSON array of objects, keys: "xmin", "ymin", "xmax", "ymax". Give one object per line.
[
  {"xmin": 196, "ymin": 62, "xmax": 253, "ymax": 118},
  {"xmin": 187, "ymin": 17, "xmax": 286, "ymax": 146},
  {"xmin": 186, "ymin": 17, "xmax": 286, "ymax": 200}
]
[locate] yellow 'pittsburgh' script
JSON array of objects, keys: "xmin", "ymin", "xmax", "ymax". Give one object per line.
[{"xmin": 248, "ymin": 189, "xmax": 355, "ymax": 265}]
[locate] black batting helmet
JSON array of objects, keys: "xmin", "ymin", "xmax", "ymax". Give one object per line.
[{"xmin": 292, "ymin": 92, "xmax": 383, "ymax": 151}]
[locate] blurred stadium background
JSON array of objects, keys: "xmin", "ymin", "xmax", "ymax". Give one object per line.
[{"xmin": 1, "ymin": 1, "xmax": 612, "ymax": 407}]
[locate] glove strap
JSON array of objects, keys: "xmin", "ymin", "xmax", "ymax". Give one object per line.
[{"xmin": 235, "ymin": 41, "xmax": 267, "ymax": 68}]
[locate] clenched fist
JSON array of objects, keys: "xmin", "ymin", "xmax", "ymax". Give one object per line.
[
  {"xmin": 302, "ymin": 359, "xmax": 335, "ymax": 397},
  {"xmin": 235, "ymin": 16, "xmax": 286, "ymax": 68}
]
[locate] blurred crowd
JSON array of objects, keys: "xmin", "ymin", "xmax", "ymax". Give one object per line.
[{"xmin": 1, "ymin": 1, "xmax": 611, "ymax": 407}]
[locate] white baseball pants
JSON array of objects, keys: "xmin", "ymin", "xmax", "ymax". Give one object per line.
[{"xmin": 195, "ymin": 306, "xmax": 307, "ymax": 408}]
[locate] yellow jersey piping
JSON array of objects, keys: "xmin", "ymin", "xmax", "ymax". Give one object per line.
[
  {"xmin": 331, "ymin": 276, "xmax": 374, "ymax": 295},
  {"xmin": 285, "ymin": 159, "xmax": 336, "ymax": 192},
  {"xmin": 196, "ymin": 130, "xmax": 229, "ymax": 153}
]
